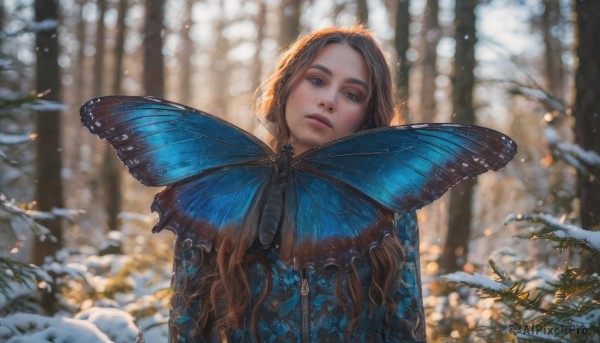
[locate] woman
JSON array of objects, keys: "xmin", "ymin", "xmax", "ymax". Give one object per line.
[{"xmin": 169, "ymin": 27, "xmax": 427, "ymax": 342}]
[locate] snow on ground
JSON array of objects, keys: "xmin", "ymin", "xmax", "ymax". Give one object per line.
[
  {"xmin": 0, "ymin": 313, "xmax": 113, "ymax": 343},
  {"xmin": 74, "ymin": 307, "xmax": 139, "ymax": 343}
]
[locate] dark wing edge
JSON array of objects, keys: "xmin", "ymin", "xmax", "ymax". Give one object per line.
[{"xmin": 80, "ymin": 95, "xmax": 275, "ymax": 186}]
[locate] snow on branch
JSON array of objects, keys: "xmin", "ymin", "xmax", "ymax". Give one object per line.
[
  {"xmin": 544, "ymin": 126, "xmax": 600, "ymax": 177},
  {"xmin": 0, "ymin": 194, "xmax": 55, "ymax": 244},
  {"xmin": 509, "ymin": 84, "xmax": 600, "ymax": 176},
  {"xmin": 0, "ymin": 59, "xmax": 12, "ymax": 71},
  {"xmin": 0, "ymin": 132, "xmax": 36, "ymax": 145},
  {"xmin": 26, "ymin": 19, "xmax": 59, "ymax": 33},
  {"xmin": 1, "ymin": 194, "xmax": 84, "ymax": 246},
  {"xmin": 442, "ymin": 271, "xmax": 506, "ymax": 292},
  {"xmin": 23, "ymin": 99, "xmax": 69, "ymax": 112},
  {"xmin": 1, "ymin": 91, "xmax": 67, "ymax": 115},
  {"xmin": 515, "ymin": 332, "xmax": 571, "ymax": 343},
  {"xmin": 510, "ymin": 85, "xmax": 566, "ymax": 113},
  {"xmin": 505, "ymin": 213, "xmax": 600, "ymax": 252},
  {"xmin": 0, "ymin": 20, "xmax": 59, "ymax": 40}
]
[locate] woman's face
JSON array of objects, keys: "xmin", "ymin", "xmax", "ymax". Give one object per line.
[{"xmin": 285, "ymin": 43, "xmax": 369, "ymax": 155}]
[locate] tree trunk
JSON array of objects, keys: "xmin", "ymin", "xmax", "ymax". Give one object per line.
[
  {"xmin": 278, "ymin": 0, "xmax": 302, "ymax": 50},
  {"xmin": 542, "ymin": 0, "xmax": 565, "ymax": 101},
  {"xmin": 178, "ymin": 0, "xmax": 195, "ymax": 105},
  {"xmin": 251, "ymin": 1, "xmax": 267, "ymax": 94},
  {"xmin": 573, "ymin": 0, "xmax": 600, "ymax": 274},
  {"xmin": 211, "ymin": 0, "xmax": 229, "ymax": 117},
  {"xmin": 356, "ymin": 0, "xmax": 369, "ymax": 26},
  {"xmin": 144, "ymin": 0, "xmax": 165, "ymax": 97},
  {"xmin": 102, "ymin": 147, "xmax": 122, "ymax": 231},
  {"xmin": 71, "ymin": 0, "xmax": 88, "ymax": 172},
  {"xmin": 419, "ymin": 0, "xmax": 439, "ymax": 123},
  {"xmin": 393, "ymin": 0, "xmax": 411, "ymax": 120},
  {"xmin": 0, "ymin": 2, "xmax": 4, "ymax": 51},
  {"xmin": 113, "ymin": 0, "xmax": 128, "ymax": 95},
  {"xmin": 539, "ymin": 0, "xmax": 572, "ymax": 216},
  {"xmin": 94, "ymin": 0, "xmax": 106, "ymax": 97},
  {"xmin": 441, "ymin": 0, "xmax": 477, "ymax": 274},
  {"xmin": 34, "ymin": 0, "xmax": 64, "ymax": 314},
  {"xmin": 100, "ymin": 0, "xmax": 128, "ymax": 232}
]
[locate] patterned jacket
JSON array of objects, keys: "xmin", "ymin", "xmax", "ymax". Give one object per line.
[{"xmin": 169, "ymin": 212, "xmax": 426, "ymax": 342}]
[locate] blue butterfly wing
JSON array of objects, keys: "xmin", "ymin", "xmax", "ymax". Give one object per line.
[
  {"xmin": 152, "ymin": 165, "xmax": 271, "ymax": 251},
  {"xmin": 298, "ymin": 124, "xmax": 517, "ymax": 213},
  {"xmin": 281, "ymin": 124, "xmax": 516, "ymax": 268},
  {"xmin": 80, "ymin": 96, "xmax": 274, "ymax": 250},
  {"xmin": 82, "ymin": 97, "xmax": 517, "ymax": 267},
  {"xmin": 80, "ymin": 96, "xmax": 274, "ymax": 186},
  {"xmin": 279, "ymin": 169, "xmax": 395, "ymax": 269}
]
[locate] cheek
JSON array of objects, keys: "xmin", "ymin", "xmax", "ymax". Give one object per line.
[
  {"xmin": 285, "ymin": 87, "xmax": 304, "ymax": 119},
  {"xmin": 345, "ymin": 110, "xmax": 367, "ymax": 134}
]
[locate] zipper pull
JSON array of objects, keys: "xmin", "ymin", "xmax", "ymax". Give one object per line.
[{"xmin": 301, "ymin": 269, "xmax": 309, "ymax": 296}]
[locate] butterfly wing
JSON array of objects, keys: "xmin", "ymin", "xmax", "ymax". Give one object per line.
[
  {"xmin": 298, "ymin": 123, "xmax": 517, "ymax": 213},
  {"xmin": 80, "ymin": 96, "xmax": 275, "ymax": 250},
  {"xmin": 152, "ymin": 165, "xmax": 271, "ymax": 250},
  {"xmin": 80, "ymin": 96, "xmax": 274, "ymax": 186},
  {"xmin": 283, "ymin": 124, "xmax": 516, "ymax": 268},
  {"xmin": 279, "ymin": 169, "xmax": 395, "ymax": 269}
]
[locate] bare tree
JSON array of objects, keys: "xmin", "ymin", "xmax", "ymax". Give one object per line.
[
  {"xmin": 541, "ymin": 0, "xmax": 565, "ymax": 101},
  {"xmin": 144, "ymin": 0, "xmax": 165, "ymax": 97},
  {"xmin": 251, "ymin": 1, "xmax": 267, "ymax": 93},
  {"xmin": 278, "ymin": 0, "xmax": 303, "ymax": 50},
  {"xmin": 0, "ymin": 2, "xmax": 4, "ymax": 52},
  {"xmin": 210, "ymin": 0, "xmax": 229, "ymax": 117},
  {"xmin": 71, "ymin": 0, "xmax": 89, "ymax": 172},
  {"xmin": 573, "ymin": 0, "xmax": 600, "ymax": 274},
  {"xmin": 536, "ymin": 0, "xmax": 572, "ymax": 216},
  {"xmin": 393, "ymin": 0, "xmax": 411, "ymax": 119},
  {"xmin": 34, "ymin": 0, "xmax": 64, "ymax": 314},
  {"xmin": 113, "ymin": 0, "xmax": 128, "ymax": 95},
  {"xmin": 98, "ymin": 0, "xmax": 130, "ymax": 233},
  {"xmin": 178, "ymin": 0, "xmax": 195, "ymax": 105},
  {"xmin": 356, "ymin": 0, "xmax": 368, "ymax": 25},
  {"xmin": 93, "ymin": 0, "xmax": 106, "ymax": 97},
  {"xmin": 419, "ymin": 0, "xmax": 439, "ymax": 122},
  {"xmin": 441, "ymin": 0, "xmax": 477, "ymax": 273}
]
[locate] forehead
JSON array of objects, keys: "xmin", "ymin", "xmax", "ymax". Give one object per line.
[{"xmin": 310, "ymin": 43, "xmax": 369, "ymax": 83}]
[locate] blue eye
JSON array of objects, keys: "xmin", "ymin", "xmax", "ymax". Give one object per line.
[
  {"xmin": 345, "ymin": 91, "xmax": 362, "ymax": 102},
  {"xmin": 308, "ymin": 77, "xmax": 324, "ymax": 86}
]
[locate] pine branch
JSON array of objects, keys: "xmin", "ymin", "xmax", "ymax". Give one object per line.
[
  {"xmin": 505, "ymin": 213, "xmax": 600, "ymax": 253},
  {"xmin": 443, "ymin": 264, "xmax": 545, "ymax": 313},
  {"xmin": 0, "ymin": 193, "xmax": 55, "ymax": 244},
  {"xmin": 0, "ymin": 256, "xmax": 51, "ymax": 299}
]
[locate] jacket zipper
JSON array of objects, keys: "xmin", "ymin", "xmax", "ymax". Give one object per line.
[{"xmin": 301, "ymin": 268, "xmax": 310, "ymax": 342}]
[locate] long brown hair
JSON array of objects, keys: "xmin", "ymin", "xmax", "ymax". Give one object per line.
[{"xmin": 179, "ymin": 27, "xmax": 405, "ymax": 339}]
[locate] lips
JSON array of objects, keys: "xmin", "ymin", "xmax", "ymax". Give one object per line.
[{"xmin": 306, "ymin": 114, "xmax": 332, "ymax": 128}]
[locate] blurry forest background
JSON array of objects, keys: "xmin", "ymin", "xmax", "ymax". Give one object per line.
[{"xmin": 1, "ymin": 0, "xmax": 599, "ymax": 342}]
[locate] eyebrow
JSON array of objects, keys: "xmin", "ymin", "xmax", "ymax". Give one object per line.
[{"xmin": 307, "ymin": 64, "xmax": 369, "ymax": 91}]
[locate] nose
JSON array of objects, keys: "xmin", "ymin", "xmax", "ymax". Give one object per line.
[{"xmin": 318, "ymin": 89, "xmax": 336, "ymax": 113}]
